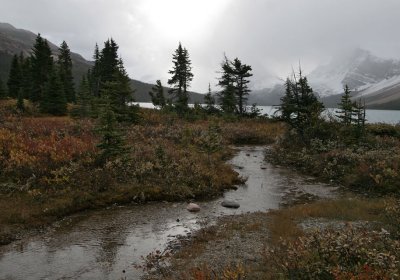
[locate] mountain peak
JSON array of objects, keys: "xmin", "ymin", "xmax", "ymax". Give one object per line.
[{"xmin": 308, "ymin": 48, "xmax": 400, "ymax": 96}]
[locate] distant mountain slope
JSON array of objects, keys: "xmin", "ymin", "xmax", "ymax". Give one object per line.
[
  {"xmin": 308, "ymin": 48, "xmax": 400, "ymax": 97},
  {"xmin": 251, "ymin": 49, "xmax": 400, "ymax": 109},
  {"xmin": 0, "ymin": 22, "xmax": 92, "ymax": 84},
  {"xmin": 131, "ymin": 79, "xmax": 204, "ymax": 103},
  {"xmin": 0, "ymin": 22, "xmax": 204, "ymax": 103}
]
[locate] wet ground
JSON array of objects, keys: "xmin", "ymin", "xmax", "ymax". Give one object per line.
[{"xmin": 0, "ymin": 146, "xmax": 338, "ymax": 280}]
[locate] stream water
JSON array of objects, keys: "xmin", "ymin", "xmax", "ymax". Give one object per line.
[{"xmin": 0, "ymin": 146, "xmax": 338, "ymax": 280}]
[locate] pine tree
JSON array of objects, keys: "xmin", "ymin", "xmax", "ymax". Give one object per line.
[
  {"xmin": 231, "ymin": 58, "xmax": 252, "ymax": 115},
  {"xmin": 58, "ymin": 41, "xmax": 75, "ymax": 103},
  {"xmin": 0, "ymin": 77, "xmax": 7, "ymax": 99},
  {"xmin": 149, "ymin": 80, "xmax": 166, "ymax": 108},
  {"xmin": 30, "ymin": 34, "xmax": 53, "ymax": 102},
  {"xmin": 204, "ymin": 83, "xmax": 216, "ymax": 113},
  {"xmin": 41, "ymin": 70, "xmax": 67, "ymax": 115},
  {"xmin": 168, "ymin": 42, "xmax": 194, "ymax": 115},
  {"xmin": 336, "ymin": 85, "xmax": 353, "ymax": 125},
  {"xmin": 7, "ymin": 54, "xmax": 21, "ymax": 98}
]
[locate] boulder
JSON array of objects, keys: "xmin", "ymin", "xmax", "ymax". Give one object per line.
[
  {"xmin": 221, "ymin": 200, "xmax": 240, "ymax": 209},
  {"xmin": 186, "ymin": 203, "xmax": 200, "ymax": 212}
]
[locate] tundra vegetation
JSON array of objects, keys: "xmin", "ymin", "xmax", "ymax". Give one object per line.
[{"xmin": 1, "ymin": 34, "xmax": 400, "ymax": 279}]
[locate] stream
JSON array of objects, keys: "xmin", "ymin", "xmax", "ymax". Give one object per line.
[{"xmin": 0, "ymin": 146, "xmax": 338, "ymax": 280}]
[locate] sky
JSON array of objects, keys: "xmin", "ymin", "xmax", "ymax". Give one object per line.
[{"xmin": 1, "ymin": 0, "xmax": 400, "ymax": 92}]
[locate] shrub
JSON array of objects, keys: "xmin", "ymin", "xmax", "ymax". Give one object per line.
[{"xmin": 264, "ymin": 225, "xmax": 400, "ymax": 279}]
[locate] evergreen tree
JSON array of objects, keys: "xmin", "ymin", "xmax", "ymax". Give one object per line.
[
  {"xmin": 96, "ymin": 101, "xmax": 129, "ymax": 164},
  {"xmin": 19, "ymin": 54, "xmax": 32, "ymax": 101},
  {"xmin": 72, "ymin": 76, "xmax": 91, "ymax": 118},
  {"xmin": 198, "ymin": 123, "xmax": 222, "ymax": 165},
  {"xmin": 280, "ymin": 78, "xmax": 296, "ymax": 121},
  {"xmin": 217, "ymin": 56, "xmax": 236, "ymax": 114},
  {"xmin": 99, "ymin": 39, "xmax": 119, "ymax": 83},
  {"xmin": 0, "ymin": 77, "xmax": 7, "ymax": 99},
  {"xmin": 7, "ymin": 54, "xmax": 21, "ymax": 98},
  {"xmin": 149, "ymin": 80, "xmax": 166, "ymax": 108},
  {"xmin": 88, "ymin": 39, "xmax": 137, "ymax": 122},
  {"xmin": 336, "ymin": 85, "xmax": 353, "ymax": 125},
  {"xmin": 88, "ymin": 43, "xmax": 101, "ymax": 97},
  {"xmin": 279, "ymin": 68, "xmax": 324, "ymax": 137},
  {"xmin": 352, "ymin": 99, "xmax": 366, "ymax": 138},
  {"xmin": 204, "ymin": 83, "xmax": 216, "ymax": 113},
  {"xmin": 168, "ymin": 42, "xmax": 194, "ymax": 115},
  {"xmin": 217, "ymin": 55, "xmax": 253, "ymax": 115},
  {"xmin": 58, "ymin": 41, "xmax": 75, "ymax": 103},
  {"xmin": 30, "ymin": 34, "xmax": 53, "ymax": 102},
  {"xmin": 41, "ymin": 70, "xmax": 67, "ymax": 115},
  {"xmin": 231, "ymin": 58, "xmax": 252, "ymax": 115}
]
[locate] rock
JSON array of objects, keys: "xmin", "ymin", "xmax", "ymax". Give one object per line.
[
  {"xmin": 186, "ymin": 203, "xmax": 200, "ymax": 212},
  {"xmin": 221, "ymin": 200, "xmax": 240, "ymax": 209}
]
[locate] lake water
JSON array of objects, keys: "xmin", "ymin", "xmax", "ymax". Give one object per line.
[{"xmin": 135, "ymin": 103, "xmax": 400, "ymax": 125}]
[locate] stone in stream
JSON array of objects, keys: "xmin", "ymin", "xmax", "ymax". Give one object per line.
[
  {"xmin": 186, "ymin": 203, "xmax": 200, "ymax": 212},
  {"xmin": 221, "ymin": 200, "xmax": 240, "ymax": 209}
]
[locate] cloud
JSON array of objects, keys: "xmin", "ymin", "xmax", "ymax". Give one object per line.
[{"xmin": 1, "ymin": 0, "xmax": 400, "ymax": 91}]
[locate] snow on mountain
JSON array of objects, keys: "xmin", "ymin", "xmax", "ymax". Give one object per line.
[
  {"xmin": 308, "ymin": 48, "xmax": 400, "ymax": 97},
  {"xmin": 356, "ymin": 75, "xmax": 400, "ymax": 97}
]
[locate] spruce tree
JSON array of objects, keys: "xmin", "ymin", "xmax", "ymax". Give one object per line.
[
  {"xmin": 149, "ymin": 80, "xmax": 166, "ymax": 108},
  {"xmin": 41, "ymin": 70, "xmax": 67, "ymax": 115},
  {"xmin": 280, "ymin": 78, "xmax": 295, "ymax": 122},
  {"xmin": 336, "ymin": 85, "xmax": 353, "ymax": 125},
  {"xmin": 19, "ymin": 53, "xmax": 32, "ymax": 101},
  {"xmin": 99, "ymin": 39, "xmax": 119, "ymax": 83},
  {"xmin": 168, "ymin": 42, "xmax": 194, "ymax": 115},
  {"xmin": 88, "ymin": 43, "xmax": 101, "ymax": 97},
  {"xmin": 30, "ymin": 34, "xmax": 53, "ymax": 103},
  {"xmin": 58, "ymin": 41, "xmax": 75, "ymax": 103},
  {"xmin": 279, "ymin": 68, "xmax": 324, "ymax": 137},
  {"xmin": 352, "ymin": 99, "xmax": 366, "ymax": 138},
  {"xmin": 88, "ymin": 39, "xmax": 137, "ymax": 122},
  {"xmin": 231, "ymin": 58, "xmax": 252, "ymax": 115},
  {"xmin": 96, "ymin": 100, "xmax": 129, "ymax": 164},
  {"xmin": 7, "ymin": 54, "xmax": 21, "ymax": 98},
  {"xmin": 217, "ymin": 56, "xmax": 236, "ymax": 114},
  {"xmin": 204, "ymin": 83, "xmax": 216, "ymax": 113},
  {"xmin": 72, "ymin": 76, "xmax": 91, "ymax": 118}
]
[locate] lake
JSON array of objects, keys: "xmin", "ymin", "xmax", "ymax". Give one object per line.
[{"xmin": 135, "ymin": 103, "xmax": 400, "ymax": 124}]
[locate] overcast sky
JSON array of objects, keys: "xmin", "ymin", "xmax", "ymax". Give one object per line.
[{"xmin": 1, "ymin": 0, "xmax": 400, "ymax": 92}]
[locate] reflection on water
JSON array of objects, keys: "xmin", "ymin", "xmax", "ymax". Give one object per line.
[{"xmin": 0, "ymin": 146, "xmax": 338, "ymax": 280}]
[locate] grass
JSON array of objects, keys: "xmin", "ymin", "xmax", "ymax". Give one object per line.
[
  {"xmin": 0, "ymin": 100, "xmax": 284, "ymax": 245},
  {"xmin": 267, "ymin": 197, "xmax": 388, "ymax": 243}
]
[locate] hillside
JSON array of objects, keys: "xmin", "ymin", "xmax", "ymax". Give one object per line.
[{"xmin": 0, "ymin": 22, "xmax": 204, "ymax": 103}]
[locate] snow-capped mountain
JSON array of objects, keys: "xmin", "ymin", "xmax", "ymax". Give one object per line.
[{"xmin": 308, "ymin": 48, "xmax": 400, "ymax": 97}]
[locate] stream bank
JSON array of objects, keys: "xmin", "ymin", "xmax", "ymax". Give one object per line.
[{"xmin": 0, "ymin": 146, "xmax": 338, "ymax": 280}]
